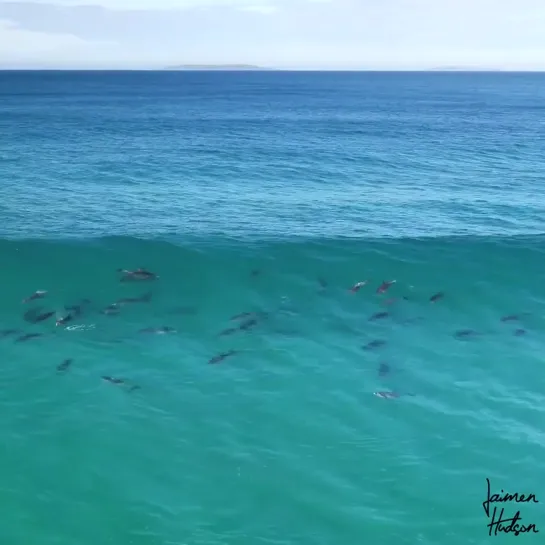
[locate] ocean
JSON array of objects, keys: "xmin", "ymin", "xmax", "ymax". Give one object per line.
[{"xmin": 0, "ymin": 70, "xmax": 544, "ymax": 544}]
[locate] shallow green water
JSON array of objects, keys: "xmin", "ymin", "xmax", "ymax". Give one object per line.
[{"xmin": 1, "ymin": 236, "xmax": 543, "ymax": 545}]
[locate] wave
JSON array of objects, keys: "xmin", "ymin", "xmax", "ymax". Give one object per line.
[{"xmin": 2, "ymin": 231, "xmax": 545, "ymax": 247}]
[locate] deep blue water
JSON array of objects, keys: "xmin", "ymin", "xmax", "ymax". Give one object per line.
[
  {"xmin": 0, "ymin": 71, "xmax": 544, "ymax": 545},
  {"xmin": 2, "ymin": 70, "xmax": 545, "ymax": 239}
]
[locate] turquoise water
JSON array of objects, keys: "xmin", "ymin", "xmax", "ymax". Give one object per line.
[{"xmin": 1, "ymin": 71, "xmax": 544, "ymax": 544}]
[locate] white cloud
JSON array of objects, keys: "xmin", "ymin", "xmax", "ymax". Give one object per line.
[
  {"xmin": 0, "ymin": 0, "xmax": 544, "ymax": 69},
  {"xmin": 4, "ymin": 0, "xmax": 286, "ymax": 10},
  {"xmin": 0, "ymin": 19, "xmax": 127, "ymax": 68},
  {"xmin": 0, "ymin": 18, "xmax": 118, "ymax": 64}
]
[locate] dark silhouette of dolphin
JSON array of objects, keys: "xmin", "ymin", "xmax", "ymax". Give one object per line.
[
  {"xmin": 56, "ymin": 314, "xmax": 73, "ymax": 327},
  {"xmin": 208, "ymin": 350, "xmax": 238, "ymax": 365},
  {"xmin": 377, "ymin": 280, "xmax": 396, "ymax": 294},
  {"xmin": 118, "ymin": 268, "xmax": 158, "ymax": 281},
  {"xmin": 101, "ymin": 304, "xmax": 120, "ymax": 315},
  {"xmin": 101, "ymin": 376, "xmax": 125, "ymax": 385},
  {"xmin": 374, "ymin": 391, "xmax": 400, "ymax": 399},
  {"xmin": 35, "ymin": 311, "xmax": 55, "ymax": 323},
  {"xmin": 349, "ymin": 281, "xmax": 368, "ymax": 293},
  {"xmin": 239, "ymin": 318, "xmax": 258, "ymax": 331},
  {"xmin": 22, "ymin": 290, "xmax": 47, "ymax": 304},
  {"xmin": 16, "ymin": 333, "xmax": 43, "ymax": 343},
  {"xmin": 374, "ymin": 391, "xmax": 414, "ymax": 399},
  {"xmin": 57, "ymin": 359, "xmax": 73, "ymax": 372},
  {"xmin": 23, "ymin": 308, "xmax": 54, "ymax": 324},
  {"xmin": 363, "ymin": 339, "xmax": 387, "ymax": 350},
  {"xmin": 454, "ymin": 329, "xmax": 479, "ymax": 339},
  {"xmin": 500, "ymin": 313, "xmax": 530, "ymax": 322},
  {"xmin": 101, "ymin": 376, "xmax": 140, "ymax": 391},
  {"xmin": 369, "ymin": 311, "xmax": 389, "ymax": 321}
]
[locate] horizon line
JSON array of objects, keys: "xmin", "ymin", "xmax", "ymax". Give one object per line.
[{"xmin": 1, "ymin": 68, "xmax": 545, "ymax": 73}]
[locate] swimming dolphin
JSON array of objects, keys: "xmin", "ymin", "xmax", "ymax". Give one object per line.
[
  {"xmin": 239, "ymin": 318, "xmax": 258, "ymax": 331},
  {"xmin": 363, "ymin": 339, "xmax": 387, "ymax": 350},
  {"xmin": 101, "ymin": 376, "xmax": 141, "ymax": 391},
  {"xmin": 374, "ymin": 391, "xmax": 414, "ymax": 399},
  {"xmin": 430, "ymin": 292, "xmax": 444, "ymax": 303},
  {"xmin": 15, "ymin": 333, "xmax": 43, "ymax": 343},
  {"xmin": 208, "ymin": 350, "xmax": 238, "ymax": 365},
  {"xmin": 500, "ymin": 313, "xmax": 530, "ymax": 322},
  {"xmin": 377, "ymin": 280, "xmax": 396, "ymax": 294},
  {"xmin": 101, "ymin": 304, "xmax": 120, "ymax": 315},
  {"xmin": 33, "ymin": 311, "xmax": 55, "ymax": 323},
  {"xmin": 101, "ymin": 376, "xmax": 125, "ymax": 385},
  {"xmin": 118, "ymin": 268, "xmax": 158, "ymax": 281},
  {"xmin": 57, "ymin": 359, "xmax": 73, "ymax": 372},
  {"xmin": 56, "ymin": 314, "xmax": 73, "ymax": 327},
  {"xmin": 374, "ymin": 391, "xmax": 400, "ymax": 399},
  {"xmin": 22, "ymin": 290, "xmax": 47, "ymax": 304},
  {"xmin": 369, "ymin": 311, "xmax": 389, "ymax": 321},
  {"xmin": 349, "ymin": 281, "xmax": 368, "ymax": 293},
  {"xmin": 454, "ymin": 329, "xmax": 479, "ymax": 339}
]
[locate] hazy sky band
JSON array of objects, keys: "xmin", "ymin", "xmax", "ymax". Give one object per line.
[{"xmin": 1, "ymin": 0, "xmax": 545, "ymax": 69}]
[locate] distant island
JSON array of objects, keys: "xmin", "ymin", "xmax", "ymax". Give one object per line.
[
  {"xmin": 430, "ymin": 66, "xmax": 507, "ymax": 72},
  {"xmin": 165, "ymin": 64, "xmax": 269, "ymax": 71}
]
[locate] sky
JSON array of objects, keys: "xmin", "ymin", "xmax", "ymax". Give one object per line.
[{"xmin": 0, "ymin": 0, "xmax": 545, "ymax": 69}]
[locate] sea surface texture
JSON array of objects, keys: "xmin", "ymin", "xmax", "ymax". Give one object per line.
[{"xmin": 0, "ymin": 71, "xmax": 544, "ymax": 545}]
